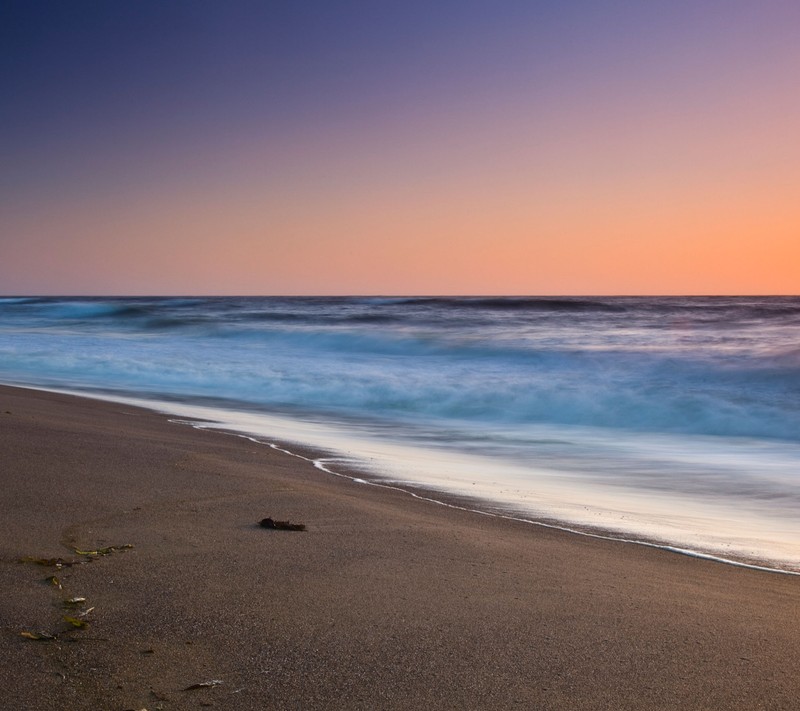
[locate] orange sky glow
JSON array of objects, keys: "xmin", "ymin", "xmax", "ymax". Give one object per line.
[{"xmin": 2, "ymin": 2, "xmax": 799, "ymax": 295}]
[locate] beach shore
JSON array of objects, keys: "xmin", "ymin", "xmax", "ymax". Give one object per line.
[{"xmin": 1, "ymin": 384, "xmax": 798, "ymax": 710}]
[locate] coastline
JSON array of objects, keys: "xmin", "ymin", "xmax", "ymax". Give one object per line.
[
  {"xmin": 1, "ymin": 383, "xmax": 798, "ymax": 709},
  {"xmin": 9, "ymin": 380, "xmax": 800, "ymax": 575}
]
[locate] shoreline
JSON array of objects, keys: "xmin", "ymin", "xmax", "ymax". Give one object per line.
[
  {"xmin": 1, "ymin": 384, "xmax": 799, "ymax": 709},
  {"xmin": 6, "ymin": 379, "xmax": 800, "ymax": 576},
  {"xmin": 188, "ymin": 416, "xmax": 800, "ymax": 578}
]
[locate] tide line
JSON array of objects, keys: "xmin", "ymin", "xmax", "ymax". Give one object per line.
[{"xmin": 171, "ymin": 418, "xmax": 800, "ymax": 578}]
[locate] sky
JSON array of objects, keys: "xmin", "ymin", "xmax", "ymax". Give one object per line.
[{"xmin": 1, "ymin": 0, "xmax": 799, "ymax": 295}]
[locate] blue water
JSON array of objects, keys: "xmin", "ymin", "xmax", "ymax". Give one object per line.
[{"xmin": 2, "ymin": 295, "xmax": 799, "ymax": 570}]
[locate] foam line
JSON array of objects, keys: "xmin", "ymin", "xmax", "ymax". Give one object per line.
[{"xmin": 175, "ymin": 418, "xmax": 800, "ymax": 578}]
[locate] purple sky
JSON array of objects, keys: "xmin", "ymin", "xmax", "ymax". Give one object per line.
[{"xmin": 2, "ymin": 1, "xmax": 799, "ymax": 294}]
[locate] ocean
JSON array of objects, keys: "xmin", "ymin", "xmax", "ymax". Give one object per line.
[{"xmin": 1, "ymin": 295, "xmax": 798, "ymax": 572}]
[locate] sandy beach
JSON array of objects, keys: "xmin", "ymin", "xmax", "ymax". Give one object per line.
[{"xmin": 1, "ymin": 384, "xmax": 798, "ymax": 710}]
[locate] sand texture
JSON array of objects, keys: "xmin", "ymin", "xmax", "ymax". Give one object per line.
[{"xmin": 0, "ymin": 384, "xmax": 798, "ymax": 710}]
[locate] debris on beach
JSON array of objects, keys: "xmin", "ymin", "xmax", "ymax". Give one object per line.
[
  {"xmin": 63, "ymin": 615, "xmax": 89, "ymax": 629},
  {"xmin": 18, "ymin": 556, "xmax": 75, "ymax": 568},
  {"xmin": 46, "ymin": 575, "xmax": 62, "ymax": 589},
  {"xmin": 19, "ymin": 544, "xmax": 132, "ymax": 570},
  {"xmin": 259, "ymin": 517, "xmax": 306, "ymax": 531},
  {"xmin": 183, "ymin": 679, "xmax": 223, "ymax": 690},
  {"xmin": 73, "ymin": 543, "xmax": 134, "ymax": 557},
  {"xmin": 63, "ymin": 596, "xmax": 87, "ymax": 606},
  {"xmin": 20, "ymin": 630, "xmax": 57, "ymax": 641}
]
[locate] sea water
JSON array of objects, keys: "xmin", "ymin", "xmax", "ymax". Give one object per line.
[{"xmin": 1, "ymin": 296, "xmax": 798, "ymax": 571}]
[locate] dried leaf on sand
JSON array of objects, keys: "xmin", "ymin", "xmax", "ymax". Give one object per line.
[
  {"xmin": 21, "ymin": 630, "xmax": 57, "ymax": 640},
  {"xmin": 63, "ymin": 615, "xmax": 89, "ymax": 629},
  {"xmin": 18, "ymin": 556, "xmax": 74, "ymax": 568},
  {"xmin": 73, "ymin": 543, "xmax": 134, "ymax": 557}
]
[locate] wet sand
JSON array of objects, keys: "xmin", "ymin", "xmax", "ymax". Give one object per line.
[{"xmin": 1, "ymin": 384, "xmax": 798, "ymax": 710}]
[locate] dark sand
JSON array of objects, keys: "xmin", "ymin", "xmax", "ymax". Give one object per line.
[{"xmin": 1, "ymin": 384, "xmax": 798, "ymax": 710}]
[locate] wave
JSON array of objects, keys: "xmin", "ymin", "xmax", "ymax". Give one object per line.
[
  {"xmin": 5, "ymin": 297, "xmax": 799, "ymax": 341},
  {"xmin": 2, "ymin": 296, "xmax": 799, "ymax": 442},
  {"xmin": 2, "ymin": 336, "xmax": 798, "ymax": 442},
  {"xmin": 0, "ymin": 297, "xmax": 44, "ymax": 304},
  {"xmin": 635, "ymin": 297, "xmax": 800, "ymax": 319},
  {"xmin": 387, "ymin": 296, "xmax": 628, "ymax": 312}
]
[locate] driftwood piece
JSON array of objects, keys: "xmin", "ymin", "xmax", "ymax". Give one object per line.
[{"xmin": 259, "ymin": 517, "xmax": 306, "ymax": 531}]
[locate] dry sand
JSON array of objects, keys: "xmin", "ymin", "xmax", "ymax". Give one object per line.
[{"xmin": 0, "ymin": 384, "xmax": 798, "ymax": 710}]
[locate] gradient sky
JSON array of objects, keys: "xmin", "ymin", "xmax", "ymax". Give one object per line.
[{"xmin": 2, "ymin": 1, "xmax": 799, "ymax": 295}]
